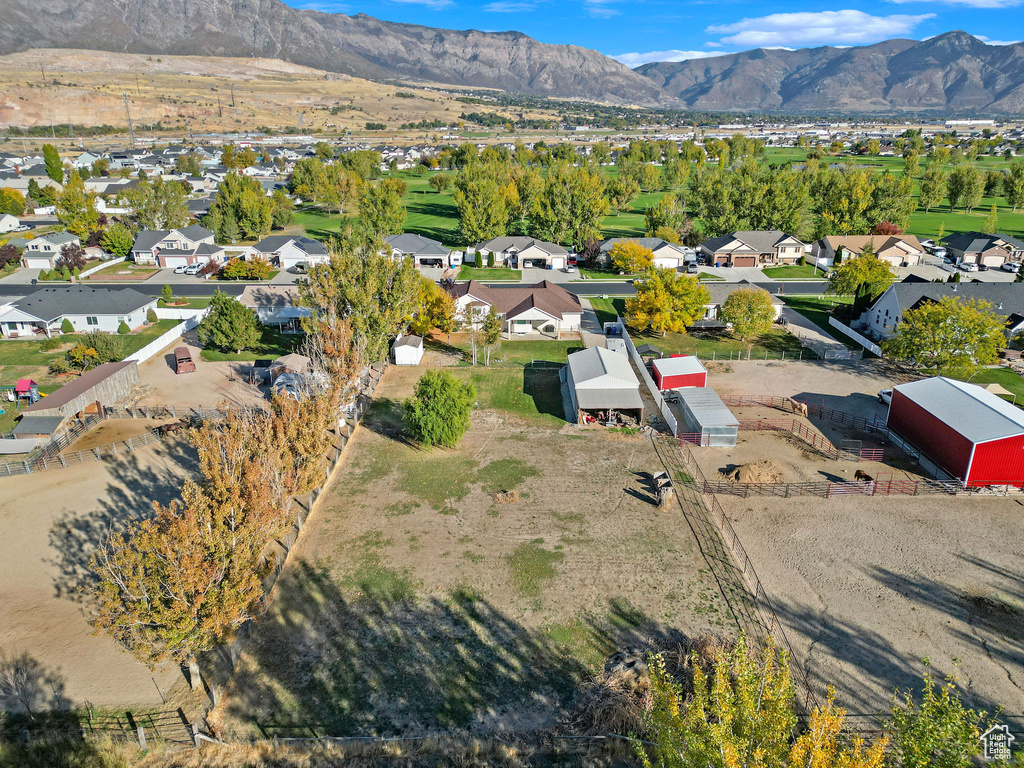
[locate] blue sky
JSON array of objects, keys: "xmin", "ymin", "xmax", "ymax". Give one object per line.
[{"xmin": 284, "ymin": 0, "xmax": 1021, "ymax": 68}]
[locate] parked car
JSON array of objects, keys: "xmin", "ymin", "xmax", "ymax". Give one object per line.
[
  {"xmin": 173, "ymin": 264, "xmax": 189, "ymax": 274},
  {"xmin": 184, "ymin": 263, "xmax": 203, "ymax": 275},
  {"xmin": 978, "ymin": 263, "xmax": 989, "ymax": 272},
  {"xmin": 959, "ymin": 262, "xmax": 979, "ymax": 272},
  {"xmin": 1002, "ymin": 262, "xmax": 1020, "ymax": 273},
  {"xmin": 174, "ymin": 347, "xmax": 196, "ymax": 374},
  {"xmin": 877, "ymin": 389, "xmax": 892, "ymax": 405},
  {"xmin": 686, "ymin": 263, "xmax": 699, "ymax": 274},
  {"xmin": 564, "ymin": 265, "xmax": 576, "ymax": 274}
]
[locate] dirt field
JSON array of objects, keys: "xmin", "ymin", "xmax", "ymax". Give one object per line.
[
  {"xmin": 221, "ymin": 363, "xmax": 732, "ymax": 737},
  {"xmin": 62, "ymin": 417, "xmax": 178, "ymax": 453},
  {"xmin": 136, "ymin": 341, "xmax": 268, "ymax": 411},
  {"xmin": 725, "ymin": 493, "xmax": 1024, "ymax": 717},
  {"xmin": 0, "ymin": 437, "xmax": 198, "ymax": 710}
]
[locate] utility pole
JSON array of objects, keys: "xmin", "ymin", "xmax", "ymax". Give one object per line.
[
  {"xmin": 123, "ymin": 92, "xmax": 136, "ymax": 149},
  {"xmin": 230, "ymin": 87, "xmax": 235, "ymax": 108},
  {"xmin": 217, "ymin": 96, "xmax": 223, "ymax": 119}
]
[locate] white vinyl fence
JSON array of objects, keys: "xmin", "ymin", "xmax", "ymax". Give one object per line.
[
  {"xmin": 125, "ymin": 310, "xmax": 208, "ymax": 364},
  {"xmin": 828, "ymin": 317, "xmax": 883, "ymax": 356},
  {"xmin": 618, "ymin": 315, "xmax": 679, "ymax": 436},
  {"xmin": 79, "ymin": 257, "xmax": 125, "ymax": 279}
]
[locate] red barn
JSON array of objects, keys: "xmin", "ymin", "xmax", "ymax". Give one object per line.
[
  {"xmin": 652, "ymin": 355, "xmax": 707, "ymax": 390},
  {"xmin": 887, "ymin": 377, "xmax": 1024, "ymax": 487}
]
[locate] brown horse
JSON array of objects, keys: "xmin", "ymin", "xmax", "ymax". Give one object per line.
[{"xmin": 854, "ymin": 469, "xmax": 873, "ymax": 482}]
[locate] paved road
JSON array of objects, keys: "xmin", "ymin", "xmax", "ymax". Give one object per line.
[{"xmin": 553, "ymin": 280, "xmax": 832, "ymax": 297}]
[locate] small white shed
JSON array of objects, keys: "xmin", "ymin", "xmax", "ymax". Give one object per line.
[{"xmin": 392, "ymin": 334, "xmax": 424, "ymax": 366}]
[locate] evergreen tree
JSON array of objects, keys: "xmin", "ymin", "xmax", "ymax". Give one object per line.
[{"xmin": 197, "ymin": 291, "xmax": 262, "ymax": 353}]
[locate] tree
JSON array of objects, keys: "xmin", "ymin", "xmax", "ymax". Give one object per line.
[
  {"xmin": 197, "ymin": 290, "xmax": 262, "ymax": 353},
  {"xmin": 0, "ymin": 188, "xmax": 26, "ymax": 216},
  {"xmin": 204, "ymin": 173, "xmax": 272, "ymax": 242},
  {"xmin": 872, "ymin": 221, "xmax": 902, "ymax": 235},
  {"xmin": 1005, "ymin": 161, "xmax": 1024, "ymax": 211},
  {"xmin": 868, "ymin": 171, "xmax": 915, "ymax": 231},
  {"xmin": 982, "ymin": 204, "xmax": 998, "ymax": 235},
  {"xmin": 609, "ymin": 240, "xmax": 654, "ymax": 273},
  {"xmin": 428, "ymin": 174, "xmax": 454, "ymax": 193},
  {"xmin": 947, "ymin": 165, "xmax": 983, "ymax": 212},
  {"xmin": 174, "ymin": 152, "xmax": 204, "ymax": 176},
  {"xmin": 903, "ymin": 150, "xmax": 920, "ymax": 179},
  {"xmin": 811, "ymin": 168, "xmax": 874, "ymax": 238},
  {"xmin": 403, "ymin": 369, "xmax": 476, "ymax": 448},
  {"xmin": 409, "ymin": 276, "xmax": 456, "ymax": 337},
  {"xmin": 605, "ymin": 175, "xmax": 640, "ymax": 214},
  {"xmin": 635, "ymin": 636, "xmax": 796, "ymax": 768},
  {"xmin": 826, "ymin": 245, "xmax": 895, "ymax": 314},
  {"xmin": 55, "ymin": 243, "xmax": 87, "ymax": 271},
  {"xmin": 789, "ymin": 689, "xmax": 888, "ymax": 768},
  {"xmin": 919, "ymin": 164, "xmax": 947, "ymax": 212},
  {"xmin": 161, "ymin": 284, "xmax": 174, "ymax": 304},
  {"xmin": 0, "ymin": 244, "xmax": 18, "ymax": 270},
  {"xmin": 453, "ymin": 163, "xmax": 514, "ymax": 243},
  {"xmin": 42, "ymin": 144, "xmax": 63, "ymax": 183},
  {"xmin": 124, "ymin": 177, "xmax": 191, "ymax": 231},
  {"xmin": 482, "ymin": 306, "xmax": 503, "ymax": 366},
  {"xmin": 358, "ymin": 178, "xmax": 406, "ymax": 238},
  {"xmin": 887, "ymin": 665, "xmax": 991, "ymax": 768},
  {"xmin": 720, "ymin": 288, "xmax": 777, "ymax": 342},
  {"xmin": 644, "ymin": 193, "xmax": 686, "ymax": 236},
  {"xmin": 99, "ymin": 223, "xmax": 134, "ymax": 258},
  {"xmin": 270, "ymin": 188, "xmax": 294, "ymax": 229},
  {"xmin": 530, "ymin": 162, "xmax": 609, "ymax": 249},
  {"xmin": 624, "ymin": 268, "xmax": 711, "ymax": 337},
  {"xmin": 882, "ymin": 297, "xmax": 1004, "ymax": 377},
  {"xmin": 56, "ymin": 171, "xmax": 99, "ymax": 239},
  {"xmin": 298, "ymin": 234, "xmax": 420, "ymax": 363}
]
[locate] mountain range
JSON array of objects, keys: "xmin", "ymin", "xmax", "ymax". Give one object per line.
[{"xmin": 1, "ymin": 0, "xmax": 1023, "ymax": 114}]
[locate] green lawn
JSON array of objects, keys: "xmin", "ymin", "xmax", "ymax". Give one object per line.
[
  {"xmin": 199, "ymin": 327, "xmax": 302, "ymax": 362},
  {"xmin": 457, "ymin": 266, "xmax": 521, "ymax": 281},
  {"xmin": 85, "ymin": 262, "xmax": 161, "ymax": 280},
  {"xmin": 579, "ymin": 267, "xmax": 637, "ymax": 280},
  {"xmin": 779, "ymin": 295, "xmax": 862, "ymax": 351},
  {"xmin": 698, "ymin": 272, "xmax": 724, "ymax": 281},
  {"xmin": 459, "ymin": 366, "xmax": 566, "ymax": 427},
  {"xmin": 762, "ymin": 264, "xmax": 827, "ymax": 279},
  {"xmin": 0, "ymin": 385, "xmax": 61, "ymax": 436},
  {"xmin": 158, "ymin": 296, "xmax": 213, "ymax": 309},
  {"xmin": 438, "ymin": 335, "xmax": 582, "ymax": 367},
  {"xmin": 951, "ymin": 367, "xmax": 1024, "ymax": 407},
  {"xmin": 589, "ymin": 296, "xmax": 807, "ymax": 360},
  {"xmin": 217, "ymin": 270, "xmax": 281, "ymax": 283}
]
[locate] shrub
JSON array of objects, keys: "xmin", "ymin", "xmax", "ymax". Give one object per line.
[
  {"xmin": 61, "ymin": 266, "xmax": 72, "ymax": 281},
  {"xmin": 404, "ymin": 369, "xmax": 476, "ymax": 449},
  {"xmin": 39, "ymin": 336, "xmax": 63, "ymax": 351},
  {"xmin": 161, "ymin": 284, "xmax": 174, "ymax": 304},
  {"xmin": 487, "ymin": 252, "xmax": 495, "ymax": 268},
  {"xmin": 60, "ymin": 318, "xmax": 74, "ymax": 334},
  {"xmin": 38, "ymin": 269, "xmax": 49, "ymax": 281},
  {"xmin": 117, "ymin": 321, "xmax": 130, "ymax": 335},
  {"xmin": 146, "ymin": 308, "xmax": 158, "ymax": 324},
  {"xmin": 48, "ymin": 356, "xmax": 71, "ymax": 374},
  {"xmin": 72, "ymin": 266, "xmax": 81, "ymax": 279}
]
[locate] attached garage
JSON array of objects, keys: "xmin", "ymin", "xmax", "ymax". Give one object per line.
[
  {"xmin": 652, "ymin": 355, "xmax": 707, "ymax": 390},
  {"xmin": 887, "ymin": 376, "xmax": 1024, "ymax": 487},
  {"xmin": 980, "ymin": 249, "xmax": 1008, "ymax": 267},
  {"xmin": 549, "ymin": 256, "xmax": 566, "ymax": 270},
  {"xmin": 730, "ymin": 256, "xmax": 758, "ymax": 267}
]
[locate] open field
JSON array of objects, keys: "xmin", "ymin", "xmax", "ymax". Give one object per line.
[
  {"xmin": 221, "ymin": 362, "xmax": 732, "ymax": 737},
  {"xmin": 0, "ymin": 435, "xmax": 196, "ymax": 708},
  {"xmin": 726, "ymin": 493, "xmax": 1024, "ymax": 716}
]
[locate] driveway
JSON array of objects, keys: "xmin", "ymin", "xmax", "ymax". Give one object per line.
[{"xmin": 136, "ymin": 339, "xmax": 270, "ymax": 410}]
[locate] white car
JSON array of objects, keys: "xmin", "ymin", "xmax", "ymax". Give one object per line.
[
  {"xmin": 173, "ymin": 264, "xmax": 189, "ymax": 274},
  {"xmin": 1002, "ymin": 262, "xmax": 1020, "ymax": 273},
  {"xmin": 184, "ymin": 263, "xmax": 203, "ymax": 275},
  {"xmin": 959, "ymin": 262, "xmax": 979, "ymax": 272},
  {"xmin": 878, "ymin": 389, "xmax": 892, "ymax": 405},
  {"xmin": 564, "ymin": 265, "xmax": 576, "ymax": 273}
]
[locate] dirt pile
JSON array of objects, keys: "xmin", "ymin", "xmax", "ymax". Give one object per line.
[{"xmin": 725, "ymin": 460, "xmax": 785, "ymax": 484}]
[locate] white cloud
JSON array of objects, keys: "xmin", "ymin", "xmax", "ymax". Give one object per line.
[
  {"xmin": 705, "ymin": 9, "xmax": 935, "ymax": 48},
  {"xmin": 584, "ymin": 0, "xmax": 619, "ymax": 18},
  {"xmin": 291, "ymin": 0, "xmax": 351, "ymax": 10},
  {"xmin": 976, "ymin": 34, "xmax": 1022, "ymax": 45},
  {"xmin": 610, "ymin": 49, "xmax": 730, "ymax": 67},
  {"xmin": 483, "ymin": 0, "xmax": 535, "ymax": 9},
  {"xmin": 386, "ymin": 0, "xmax": 454, "ymax": 8},
  {"xmin": 888, "ymin": 0, "xmax": 1020, "ymax": 8}
]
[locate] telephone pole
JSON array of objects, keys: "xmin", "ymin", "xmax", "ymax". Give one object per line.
[{"xmin": 122, "ymin": 92, "xmax": 136, "ymax": 149}]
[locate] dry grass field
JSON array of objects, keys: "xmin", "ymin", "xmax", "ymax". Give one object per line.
[
  {"xmin": 220, "ymin": 362, "xmax": 733, "ymax": 738},
  {"xmin": 0, "ymin": 49, "xmax": 553, "ymax": 138}
]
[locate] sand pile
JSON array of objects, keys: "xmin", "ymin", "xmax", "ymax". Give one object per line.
[{"xmin": 725, "ymin": 460, "xmax": 785, "ymax": 484}]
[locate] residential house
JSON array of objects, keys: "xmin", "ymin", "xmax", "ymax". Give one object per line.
[
  {"xmin": 599, "ymin": 237, "xmax": 694, "ymax": 270},
  {"xmin": 131, "ymin": 225, "xmax": 217, "ymax": 267},
  {"xmin": 237, "ymin": 285, "xmax": 311, "ymax": 330},
  {"xmin": 860, "ymin": 282, "xmax": 1024, "ymax": 341},
  {"xmin": 447, "ymin": 280, "xmax": 582, "ymax": 337},
  {"xmin": 941, "ymin": 232, "xmax": 1024, "ymax": 268},
  {"xmin": 22, "ymin": 232, "xmax": 81, "ymax": 270},
  {"xmin": 245, "ymin": 235, "xmax": 329, "ymax": 271},
  {"xmin": 0, "ymin": 287, "xmax": 156, "ymax": 337},
  {"xmin": 0, "ymin": 213, "xmax": 19, "ymax": 233},
  {"xmin": 384, "ymin": 233, "xmax": 453, "ymax": 268},
  {"xmin": 812, "ymin": 234, "xmax": 927, "ymax": 268},
  {"xmin": 699, "ymin": 230, "xmax": 806, "ymax": 267},
  {"xmin": 473, "ymin": 236, "xmax": 570, "ymax": 270}
]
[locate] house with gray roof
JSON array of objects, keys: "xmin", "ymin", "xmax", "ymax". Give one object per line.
[
  {"xmin": 941, "ymin": 232, "xmax": 1024, "ymax": 267},
  {"xmin": 599, "ymin": 237, "xmax": 695, "ymax": 270},
  {"xmin": 0, "ymin": 287, "xmax": 156, "ymax": 337},
  {"xmin": 22, "ymin": 231, "xmax": 81, "ymax": 270},
  {"xmin": 700, "ymin": 230, "xmax": 806, "ymax": 267},
  {"xmin": 474, "ymin": 236, "xmax": 570, "ymax": 269},
  {"xmin": 860, "ymin": 281, "xmax": 1024, "ymax": 341},
  {"xmin": 385, "ymin": 233, "xmax": 452, "ymax": 267},
  {"xmin": 246, "ymin": 235, "xmax": 329, "ymax": 271},
  {"xmin": 131, "ymin": 225, "xmax": 216, "ymax": 267}
]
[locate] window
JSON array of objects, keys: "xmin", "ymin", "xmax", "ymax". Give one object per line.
[{"xmin": 86, "ymin": 316, "xmax": 98, "ymax": 326}]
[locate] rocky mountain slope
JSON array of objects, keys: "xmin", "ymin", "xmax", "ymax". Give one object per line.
[
  {"xmin": 0, "ymin": 0, "xmax": 666, "ymax": 104},
  {"xmin": 636, "ymin": 32, "xmax": 1024, "ymax": 114}
]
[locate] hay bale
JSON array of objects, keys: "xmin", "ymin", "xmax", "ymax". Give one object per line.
[
  {"xmin": 491, "ymin": 490, "xmax": 520, "ymax": 504},
  {"xmin": 724, "ymin": 460, "xmax": 784, "ymax": 484}
]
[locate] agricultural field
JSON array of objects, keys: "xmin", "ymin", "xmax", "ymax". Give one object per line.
[{"xmin": 221, "ymin": 359, "xmax": 733, "ymax": 737}]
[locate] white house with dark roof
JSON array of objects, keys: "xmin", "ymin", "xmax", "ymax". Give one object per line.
[
  {"xmin": 131, "ymin": 225, "xmax": 217, "ymax": 267},
  {"xmin": 599, "ymin": 237, "xmax": 694, "ymax": 270},
  {"xmin": 384, "ymin": 233, "xmax": 453, "ymax": 267},
  {"xmin": 473, "ymin": 236, "xmax": 570, "ymax": 270},
  {"xmin": 941, "ymin": 232, "xmax": 1024, "ymax": 267},
  {"xmin": 447, "ymin": 280, "xmax": 582, "ymax": 337},
  {"xmin": 0, "ymin": 287, "xmax": 156, "ymax": 337},
  {"xmin": 22, "ymin": 232, "xmax": 81, "ymax": 270},
  {"xmin": 245, "ymin": 236, "xmax": 329, "ymax": 271}
]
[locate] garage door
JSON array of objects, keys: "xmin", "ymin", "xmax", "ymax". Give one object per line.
[
  {"xmin": 732, "ymin": 256, "xmax": 757, "ymax": 267},
  {"xmin": 550, "ymin": 257, "xmax": 565, "ymax": 269},
  {"xmin": 653, "ymin": 258, "xmax": 681, "ymax": 270},
  {"xmin": 163, "ymin": 256, "xmax": 190, "ymax": 268},
  {"xmin": 981, "ymin": 253, "xmax": 1005, "ymax": 267}
]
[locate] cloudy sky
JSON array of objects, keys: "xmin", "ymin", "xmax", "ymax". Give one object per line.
[{"xmin": 284, "ymin": 0, "xmax": 1020, "ymax": 68}]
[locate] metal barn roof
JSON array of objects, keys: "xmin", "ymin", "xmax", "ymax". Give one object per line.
[
  {"xmin": 677, "ymin": 388, "xmax": 739, "ymax": 430},
  {"xmin": 568, "ymin": 346, "xmax": 643, "ymax": 410},
  {"xmin": 893, "ymin": 377, "xmax": 1024, "ymax": 443},
  {"xmin": 652, "ymin": 356, "xmax": 706, "ymax": 377}
]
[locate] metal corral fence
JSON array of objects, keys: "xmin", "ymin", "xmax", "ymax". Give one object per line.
[{"xmin": 617, "ymin": 316, "xmax": 679, "ymax": 435}]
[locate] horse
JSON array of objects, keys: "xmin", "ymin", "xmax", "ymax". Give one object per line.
[
  {"xmin": 854, "ymin": 469, "xmax": 873, "ymax": 482},
  {"xmin": 788, "ymin": 398, "xmax": 808, "ymax": 417}
]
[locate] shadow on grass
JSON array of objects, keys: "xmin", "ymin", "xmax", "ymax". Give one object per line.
[
  {"xmin": 223, "ymin": 559, "xmax": 589, "ymax": 736},
  {"xmin": 522, "ymin": 365, "xmax": 566, "ymax": 422}
]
